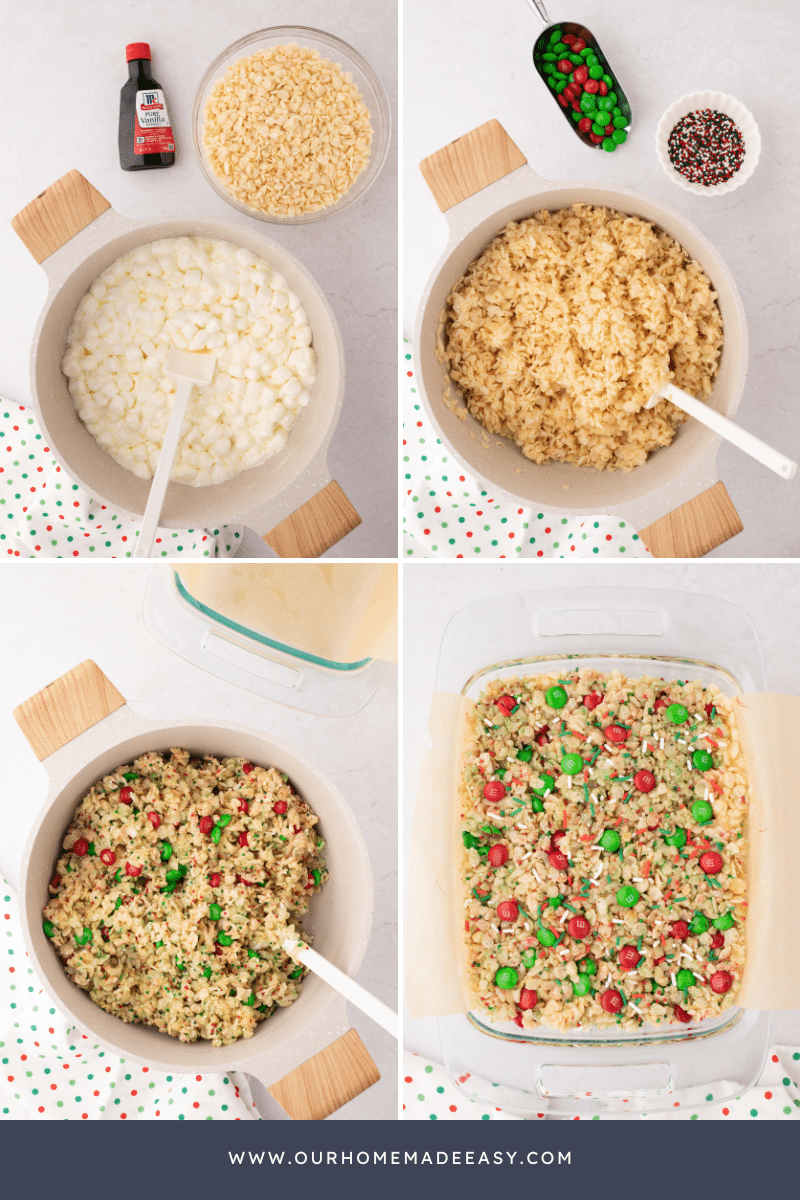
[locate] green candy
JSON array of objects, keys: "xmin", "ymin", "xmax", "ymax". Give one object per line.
[
  {"xmin": 602, "ymin": 74, "xmax": 614, "ymax": 86},
  {"xmin": 602, "ymin": 138, "xmax": 617, "ymax": 152},
  {"xmin": 76, "ymin": 927, "xmax": 92, "ymax": 946},
  {"xmin": 689, "ymin": 912, "xmax": 710, "ymax": 935},
  {"xmin": 87, "ymin": 843, "xmax": 96, "ymax": 857},
  {"xmin": 552, "ymin": 42, "xmax": 568, "ymax": 56},
  {"xmin": 123, "ymin": 772, "xmax": 138, "ymax": 782},
  {"xmin": 289, "ymin": 966, "xmax": 303, "ymax": 980},
  {"xmin": 676, "ymin": 968, "xmax": 695, "ymax": 990},
  {"xmin": 542, "ymin": 52, "xmax": 557, "ymax": 61},
  {"xmin": 217, "ymin": 931, "xmax": 233, "ymax": 946},
  {"xmin": 579, "ymin": 47, "xmax": 593, "ymax": 59},
  {"xmin": 599, "ymin": 829, "xmax": 621, "ymax": 852},
  {"xmin": 160, "ymin": 841, "xmax": 173, "ymax": 862},
  {"xmin": 312, "ymin": 869, "xmax": 322, "ymax": 887},
  {"xmin": 495, "ymin": 966, "xmax": 519, "ymax": 990},
  {"xmin": 693, "ymin": 749, "xmax": 714, "ymax": 771},
  {"xmin": 164, "ymin": 869, "xmax": 182, "ymax": 884},
  {"xmin": 714, "ymin": 912, "xmax": 735, "ymax": 931},
  {"xmin": 203, "ymin": 966, "xmax": 212, "ymax": 978},
  {"xmin": 43, "ymin": 920, "xmax": 55, "ymax": 938},
  {"xmin": 537, "ymin": 928, "xmax": 557, "ymax": 947},
  {"xmin": 521, "ymin": 950, "xmax": 537, "ymax": 969},
  {"xmin": 244, "ymin": 993, "xmax": 256, "ymax": 1007},
  {"xmin": 463, "ymin": 832, "xmax": 480, "ymax": 849},
  {"xmin": 555, "ymin": 80, "xmax": 567, "ymax": 93},
  {"xmin": 176, "ymin": 958, "xmax": 186, "ymax": 972},
  {"xmin": 536, "ymin": 774, "xmax": 556, "ymax": 796},
  {"xmin": 612, "ymin": 129, "xmax": 628, "ymax": 145},
  {"xmin": 596, "ymin": 96, "xmax": 613, "ymax": 111},
  {"xmin": 569, "ymin": 54, "xmax": 583, "ymax": 65},
  {"xmin": 211, "ymin": 825, "xmax": 223, "ymax": 844},
  {"xmin": 561, "ymin": 752, "xmax": 583, "ymax": 776},
  {"xmin": 155, "ymin": 940, "xmax": 164, "ymax": 948},
  {"xmin": 545, "ymin": 685, "xmax": 568, "ymax": 709},
  {"xmin": 573, "ymin": 976, "xmax": 593, "ymax": 998},
  {"xmin": 589, "ymin": 64, "xmax": 603, "ymax": 80},
  {"xmin": 531, "ymin": 797, "xmax": 545, "ymax": 812},
  {"xmin": 571, "ymin": 110, "xmax": 582, "ymax": 122},
  {"xmin": 549, "ymin": 28, "xmax": 562, "ymax": 43},
  {"xmin": 613, "ymin": 108, "xmax": 623, "ymax": 119},
  {"xmin": 608, "ymin": 92, "xmax": 618, "ymax": 106},
  {"xmin": 666, "ymin": 703, "xmax": 688, "ymax": 724},
  {"xmin": 209, "ymin": 903, "xmax": 222, "ymax": 921},
  {"xmin": 580, "ymin": 93, "xmax": 597, "ymax": 114},
  {"xmin": 692, "ymin": 799, "xmax": 714, "ymax": 825},
  {"xmin": 247, "ymin": 949, "xmax": 261, "ymax": 960},
  {"xmin": 665, "ymin": 827, "xmax": 687, "ymax": 848},
  {"xmin": 218, "ymin": 814, "xmax": 233, "ymax": 827},
  {"xmin": 578, "ymin": 957, "xmax": 597, "ymax": 976},
  {"xmin": 592, "ymin": 123, "xmax": 607, "ymax": 136},
  {"xmin": 517, "ymin": 745, "xmax": 533, "ymax": 762},
  {"xmin": 548, "ymin": 896, "xmax": 562, "ymax": 909},
  {"xmin": 616, "ymin": 885, "xmax": 640, "ymax": 908}
]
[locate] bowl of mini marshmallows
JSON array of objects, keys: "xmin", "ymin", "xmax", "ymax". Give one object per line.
[
  {"xmin": 655, "ymin": 91, "xmax": 760, "ymax": 196},
  {"xmin": 193, "ymin": 26, "xmax": 391, "ymax": 224}
]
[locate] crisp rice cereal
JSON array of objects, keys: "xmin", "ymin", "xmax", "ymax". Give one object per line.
[
  {"xmin": 440, "ymin": 205, "xmax": 723, "ymax": 471},
  {"xmin": 460, "ymin": 671, "xmax": 747, "ymax": 1031},
  {"xmin": 203, "ymin": 43, "xmax": 373, "ymax": 216},
  {"xmin": 43, "ymin": 749, "xmax": 327, "ymax": 1046}
]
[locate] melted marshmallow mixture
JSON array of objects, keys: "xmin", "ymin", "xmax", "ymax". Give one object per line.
[{"xmin": 61, "ymin": 237, "xmax": 316, "ymax": 486}]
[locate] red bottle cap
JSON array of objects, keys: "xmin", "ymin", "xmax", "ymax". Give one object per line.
[{"xmin": 126, "ymin": 43, "xmax": 151, "ymax": 62}]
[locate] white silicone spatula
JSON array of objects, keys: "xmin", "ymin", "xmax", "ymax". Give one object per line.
[
  {"xmin": 134, "ymin": 347, "xmax": 217, "ymax": 559},
  {"xmin": 645, "ymin": 381, "xmax": 796, "ymax": 480},
  {"xmin": 283, "ymin": 936, "xmax": 399, "ymax": 1039}
]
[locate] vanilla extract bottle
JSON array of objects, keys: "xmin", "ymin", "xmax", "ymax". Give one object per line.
[{"xmin": 119, "ymin": 42, "xmax": 175, "ymax": 171}]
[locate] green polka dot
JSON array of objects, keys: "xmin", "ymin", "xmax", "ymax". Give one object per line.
[
  {"xmin": 481, "ymin": 1113, "xmax": 490, "ymax": 1120},
  {"xmin": 750, "ymin": 1108, "xmax": 758, "ymax": 1117}
]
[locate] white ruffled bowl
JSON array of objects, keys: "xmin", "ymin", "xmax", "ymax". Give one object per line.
[{"xmin": 655, "ymin": 91, "xmax": 760, "ymax": 196}]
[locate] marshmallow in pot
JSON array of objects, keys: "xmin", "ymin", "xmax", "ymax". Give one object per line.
[{"xmin": 61, "ymin": 236, "xmax": 316, "ymax": 486}]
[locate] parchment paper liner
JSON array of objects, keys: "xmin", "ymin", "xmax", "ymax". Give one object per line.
[{"xmin": 406, "ymin": 691, "xmax": 800, "ymax": 1018}]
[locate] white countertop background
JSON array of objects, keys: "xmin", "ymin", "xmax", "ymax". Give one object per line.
[
  {"xmin": 403, "ymin": 0, "xmax": 800, "ymax": 558},
  {"xmin": 0, "ymin": 0, "xmax": 398, "ymax": 558},
  {"xmin": 402, "ymin": 560, "xmax": 800, "ymax": 1085},
  {"xmin": 0, "ymin": 561, "xmax": 398, "ymax": 1120}
]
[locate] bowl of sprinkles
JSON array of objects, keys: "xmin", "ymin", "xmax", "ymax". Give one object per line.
[{"xmin": 656, "ymin": 91, "xmax": 760, "ymax": 196}]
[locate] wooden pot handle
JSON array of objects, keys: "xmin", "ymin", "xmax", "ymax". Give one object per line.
[
  {"xmin": 11, "ymin": 170, "xmax": 111, "ymax": 263},
  {"xmin": 419, "ymin": 119, "xmax": 527, "ymax": 212},
  {"xmin": 13, "ymin": 660, "xmax": 126, "ymax": 760},
  {"xmin": 263, "ymin": 480, "xmax": 361, "ymax": 558},
  {"xmin": 639, "ymin": 482, "xmax": 743, "ymax": 558},
  {"xmin": 267, "ymin": 1028, "xmax": 380, "ymax": 1120}
]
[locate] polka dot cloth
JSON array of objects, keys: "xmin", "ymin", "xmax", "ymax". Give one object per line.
[
  {"xmin": 0, "ymin": 879, "xmax": 258, "ymax": 1120},
  {"xmin": 0, "ymin": 404, "xmax": 247, "ymax": 559},
  {"xmin": 402, "ymin": 1050, "xmax": 800, "ymax": 1121},
  {"xmin": 401, "ymin": 342, "xmax": 652, "ymax": 560}
]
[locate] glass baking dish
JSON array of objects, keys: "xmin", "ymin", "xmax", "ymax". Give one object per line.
[{"xmin": 436, "ymin": 585, "xmax": 771, "ymax": 1116}]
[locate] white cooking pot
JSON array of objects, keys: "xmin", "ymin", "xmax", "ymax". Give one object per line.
[
  {"xmin": 16, "ymin": 660, "xmax": 379, "ymax": 1120},
  {"xmin": 12, "ymin": 171, "xmax": 360, "ymax": 558},
  {"xmin": 415, "ymin": 121, "xmax": 749, "ymax": 558}
]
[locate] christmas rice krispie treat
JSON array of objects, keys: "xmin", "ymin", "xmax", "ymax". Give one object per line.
[{"xmin": 460, "ymin": 670, "xmax": 748, "ymax": 1031}]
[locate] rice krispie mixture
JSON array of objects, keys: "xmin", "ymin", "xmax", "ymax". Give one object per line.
[
  {"xmin": 440, "ymin": 205, "xmax": 723, "ymax": 472},
  {"xmin": 43, "ymin": 749, "xmax": 327, "ymax": 1045},
  {"xmin": 460, "ymin": 671, "xmax": 747, "ymax": 1031}
]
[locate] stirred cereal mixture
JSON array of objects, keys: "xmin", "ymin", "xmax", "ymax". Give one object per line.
[
  {"xmin": 460, "ymin": 671, "xmax": 747, "ymax": 1030},
  {"xmin": 203, "ymin": 44, "xmax": 373, "ymax": 216},
  {"xmin": 440, "ymin": 204, "xmax": 723, "ymax": 471},
  {"xmin": 43, "ymin": 749, "xmax": 327, "ymax": 1045}
]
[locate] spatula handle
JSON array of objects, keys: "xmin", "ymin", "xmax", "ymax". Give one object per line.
[
  {"xmin": 661, "ymin": 383, "xmax": 796, "ymax": 480},
  {"xmin": 135, "ymin": 379, "xmax": 192, "ymax": 558}
]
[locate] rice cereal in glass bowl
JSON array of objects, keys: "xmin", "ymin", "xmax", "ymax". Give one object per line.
[
  {"xmin": 655, "ymin": 91, "xmax": 760, "ymax": 197},
  {"xmin": 192, "ymin": 26, "xmax": 391, "ymax": 225}
]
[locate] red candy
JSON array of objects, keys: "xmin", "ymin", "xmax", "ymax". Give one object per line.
[
  {"xmin": 274, "ymin": 801, "xmax": 288, "ymax": 814},
  {"xmin": 535, "ymin": 727, "xmax": 550, "ymax": 746},
  {"xmin": 488, "ymin": 844, "xmax": 509, "ymax": 868},
  {"xmin": 584, "ymin": 78, "xmax": 600, "ymax": 94},
  {"xmin": 568, "ymin": 915, "xmax": 591, "ymax": 940},
  {"xmin": 619, "ymin": 945, "xmax": 641, "ymax": 969},
  {"xmin": 238, "ymin": 799, "xmax": 249, "ymax": 814},
  {"xmin": 557, "ymin": 93, "xmax": 568, "ymax": 108},
  {"xmin": 710, "ymin": 970, "xmax": 732, "ymax": 994},
  {"xmin": 583, "ymin": 691, "xmax": 602, "ymax": 710},
  {"xmin": 100, "ymin": 849, "xmax": 116, "ymax": 866},
  {"xmin": 634, "ymin": 769, "xmax": 656, "ymax": 793},
  {"xmin": 589, "ymin": 133, "xmax": 604, "ymax": 144},
  {"xmin": 572, "ymin": 38, "xmax": 586, "ymax": 52},
  {"xmin": 496, "ymin": 694, "xmax": 518, "ymax": 715},
  {"xmin": 605, "ymin": 124, "xmax": 614, "ymax": 136},
  {"xmin": 518, "ymin": 988, "xmax": 538, "ymax": 1009},
  {"xmin": 710, "ymin": 931, "xmax": 725, "ymax": 949},
  {"xmin": 238, "ymin": 832, "xmax": 248, "ymax": 847},
  {"xmin": 125, "ymin": 862, "xmax": 142, "ymax": 877},
  {"xmin": 72, "ymin": 837, "xmax": 89, "ymax": 857},
  {"xmin": 199, "ymin": 815, "xmax": 214, "ymax": 834},
  {"xmin": 548, "ymin": 849, "xmax": 568, "ymax": 871},
  {"xmin": 209, "ymin": 873, "xmax": 221, "ymax": 887},
  {"xmin": 561, "ymin": 33, "xmax": 576, "ymax": 46},
  {"xmin": 570, "ymin": 99, "xmax": 581, "ymax": 112},
  {"xmin": 654, "ymin": 695, "xmax": 669, "ymax": 712},
  {"xmin": 483, "ymin": 781, "xmax": 507, "ymax": 802},
  {"xmin": 700, "ymin": 851, "xmax": 723, "ymax": 875},
  {"xmin": 557, "ymin": 59, "xmax": 573, "ymax": 73},
  {"xmin": 147, "ymin": 811, "xmax": 161, "ymax": 829},
  {"xmin": 119, "ymin": 786, "xmax": 134, "ymax": 805},
  {"xmin": 242, "ymin": 762, "xmax": 254, "ymax": 774},
  {"xmin": 605, "ymin": 724, "xmax": 628, "ymax": 743},
  {"xmin": 550, "ymin": 829, "xmax": 567, "ymax": 849},
  {"xmin": 512, "ymin": 1013, "xmax": 524, "ymax": 1027},
  {"xmin": 573, "ymin": 65, "xmax": 589, "ymax": 85},
  {"xmin": 598, "ymin": 80, "xmax": 608, "ymax": 95},
  {"xmin": 670, "ymin": 920, "xmax": 689, "ymax": 941},
  {"xmin": 673, "ymin": 1004, "xmax": 693, "ymax": 1024},
  {"xmin": 600, "ymin": 989, "xmax": 623, "ymax": 1014},
  {"xmin": 497, "ymin": 900, "xmax": 519, "ymax": 922}
]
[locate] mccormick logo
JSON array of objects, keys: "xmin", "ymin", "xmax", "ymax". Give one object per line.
[{"xmin": 141, "ymin": 92, "xmax": 164, "ymax": 109}]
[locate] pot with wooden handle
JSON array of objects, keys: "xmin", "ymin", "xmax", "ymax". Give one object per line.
[
  {"xmin": 15, "ymin": 660, "xmax": 380, "ymax": 1120},
  {"xmin": 415, "ymin": 120, "xmax": 751, "ymax": 558},
  {"xmin": 12, "ymin": 171, "xmax": 360, "ymax": 558}
]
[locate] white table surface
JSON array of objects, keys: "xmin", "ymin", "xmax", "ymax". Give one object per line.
[
  {"xmin": 0, "ymin": 561, "xmax": 398, "ymax": 1120},
  {"xmin": 0, "ymin": 0, "xmax": 397, "ymax": 558},
  {"xmin": 403, "ymin": 0, "xmax": 800, "ymax": 558},
  {"xmin": 402, "ymin": 561, "xmax": 800, "ymax": 1088}
]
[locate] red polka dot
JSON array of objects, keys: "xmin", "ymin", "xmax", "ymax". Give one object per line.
[
  {"xmin": 82, "ymin": 1113, "xmax": 88, "ymax": 1119},
  {"xmin": 537, "ymin": 550, "xmax": 543, "ymax": 557},
  {"xmin": 434, "ymin": 506, "xmax": 441, "ymax": 513},
  {"xmin": 62, "ymin": 1063, "xmax": 69, "ymax": 1069},
  {"xmin": 405, "ymin": 1076, "xmax": 412, "ymax": 1083},
  {"xmin": 517, "ymin": 508, "xmax": 523, "ymax": 514},
  {"xmin": 121, "ymin": 1113, "xmax": 127, "ymax": 1119},
  {"xmin": 722, "ymin": 1107, "xmax": 729, "ymax": 1115},
  {"xmin": 37, "ymin": 467, "xmax": 43, "ymax": 472},
  {"xmin": 764, "ymin": 1091, "xmax": 772, "ymax": 1099},
  {"xmin": 20, "ymin": 1055, "xmax": 27, "ymax": 1062},
  {"xmin": 142, "ymin": 1067, "xmax": 149, "ymax": 1072},
  {"xmin": 673, "ymin": 1101, "xmax": 680, "ymax": 1107},
  {"xmin": 155, "ymin": 538, "xmax": 161, "ymax": 543},
  {"xmin": 73, "ymin": 551, "xmax": 79, "ymax": 557},
  {"xmin": 459, "ymin": 476, "xmax": 465, "ymax": 482},
  {"xmin": 544, "ymin": 527, "xmax": 551, "ymax": 533},
  {"xmin": 466, "ymin": 531, "xmax": 473, "ymax": 538},
  {"xmin": 34, "ymin": 546, "xmax": 41, "ymax": 551},
  {"xmin": 94, "ymin": 1090, "xmax": 99, "ymax": 1096},
  {"xmin": 416, "ymin": 421, "xmax": 422, "ymax": 427},
  {"xmin": 457, "ymin": 554, "xmax": 463, "ymax": 559},
  {"xmin": 196, "ymin": 1075, "xmax": 202, "ymax": 1081},
  {"xmin": 407, "ymin": 371, "xmax": 413, "ymax": 377},
  {"xmin": 73, "ymin": 501, "xmax": 80, "ymax": 507},
  {"xmin": 476, "ymin": 510, "xmax": 483, "ymax": 516},
  {"xmin": 6, "ymin": 1077, "xmax": 13, "ymax": 1083},
  {"xmin": 121, "ymin": 536, "xmax": 127, "ymax": 542},
  {"xmin": 446, "ymin": 491, "xmax": 452, "ymax": 497},
  {"xmin": 423, "ymin": 528, "xmax": 431, "ymax": 535},
  {"xmin": 606, "ymin": 534, "xmax": 612, "ymax": 541},
  {"xmin": 570, "ymin": 545, "xmax": 576, "ymax": 551},
  {"xmin": 449, "ymin": 1105, "xmax": 457, "ymax": 1112},
  {"xmin": 772, "ymin": 1054, "xmax": 779, "ymax": 1062},
  {"xmin": 50, "ymin": 1084, "xmax": 56, "ymax": 1090},
  {"xmin": 193, "ymin": 1101, "xmax": 200, "ymax": 1108},
  {"xmin": 105, "ymin": 1066, "xmax": 111, "ymax": 1073},
  {"xmin": 38, "ymin": 1106, "xmax": 45, "ymax": 1113},
  {"xmin": 131, "ymin": 1089, "xmax": 137, "ymax": 1096},
  {"xmin": 508, "ymin": 532, "xmax": 514, "ymax": 538}
]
